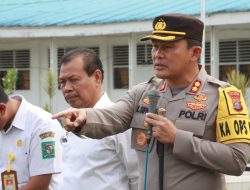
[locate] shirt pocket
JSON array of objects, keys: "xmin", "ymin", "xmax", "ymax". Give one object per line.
[
  {"xmin": 130, "ymin": 113, "xmax": 155, "ymax": 152},
  {"xmin": 175, "ymin": 119, "xmax": 206, "ymax": 137}
]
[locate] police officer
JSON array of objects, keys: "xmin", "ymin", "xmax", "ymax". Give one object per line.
[{"xmin": 53, "ymin": 14, "xmax": 250, "ymax": 190}]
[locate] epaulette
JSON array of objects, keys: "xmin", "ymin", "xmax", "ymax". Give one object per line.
[
  {"xmin": 147, "ymin": 76, "xmax": 161, "ymax": 83},
  {"xmin": 137, "ymin": 76, "xmax": 162, "ymax": 85},
  {"xmin": 134, "ymin": 76, "xmax": 164, "ymax": 94},
  {"xmin": 207, "ymin": 75, "xmax": 231, "ymax": 88},
  {"xmin": 135, "ymin": 76, "xmax": 154, "ymax": 86}
]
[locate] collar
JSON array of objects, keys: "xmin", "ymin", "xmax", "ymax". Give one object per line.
[
  {"xmin": 163, "ymin": 66, "xmax": 208, "ymax": 101},
  {"xmin": 76, "ymin": 92, "xmax": 112, "ymax": 139},
  {"xmin": 10, "ymin": 95, "xmax": 28, "ymax": 131},
  {"xmin": 93, "ymin": 92, "xmax": 113, "ymax": 109}
]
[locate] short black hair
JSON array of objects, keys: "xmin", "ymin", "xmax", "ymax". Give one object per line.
[
  {"xmin": 0, "ymin": 85, "xmax": 9, "ymax": 103},
  {"xmin": 185, "ymin": 38, "xmax": 202, "ymax": 48},
  {"xmin": 60, "ymin": 48, "xmax": 104, "ymax": 82}
]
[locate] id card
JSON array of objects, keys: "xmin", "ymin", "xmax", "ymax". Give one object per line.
[{"xmin": 1, "ymin": 170, "xmax": 18, "ymax": 190}]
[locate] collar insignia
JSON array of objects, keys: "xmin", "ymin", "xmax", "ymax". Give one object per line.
[
  {"xmin": 189, "ymin": 80, "xmax": 202, "ymax": 93},
  {"xmin": 159, "ymin": 80, "xmax": 167, "ymax": 92}
]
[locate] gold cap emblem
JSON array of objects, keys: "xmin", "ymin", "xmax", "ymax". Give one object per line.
[{"xmin": 154, "ymin": 18, "xmax": 167, "ymax": 31}]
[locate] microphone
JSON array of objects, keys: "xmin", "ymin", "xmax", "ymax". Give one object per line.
[{"xmin": 147, "ymin": 90, "xmax": 160, "ymax": 144}]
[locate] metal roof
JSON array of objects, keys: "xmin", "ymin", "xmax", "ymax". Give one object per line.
[{"xmin": 0, "ymin": 0, "xmax": 250, "ymax": 27}]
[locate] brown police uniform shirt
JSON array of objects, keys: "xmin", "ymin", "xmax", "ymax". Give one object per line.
[{"xmin": 76, "ymin": 68, "xmax": 250, "ymax": 190}]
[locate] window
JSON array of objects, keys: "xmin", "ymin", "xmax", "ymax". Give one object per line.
[
  {"xmin": 219, "ymin": 41, "xmax": 237, "ymax": 63},
  {"xmin": 219, "ymin": 41, "xmax": 237, "ymax": 81},
  {"xmin": 0, "ymin": 50, "xmax": 30, "ymax": 90},
  {"xmin": 219, "ymin": 40, "xmax": 250, "ymax": 81},
  {"xmin": 113, "ymin": 45, "xmax": 128, "ymax": 89},
  {"xmin": 239, "ymin": 40, "xmax": 250, "ymax": 79},
  {"xmin": 137, "ymin": 44, "xmax": 152, "ymax": 65}
]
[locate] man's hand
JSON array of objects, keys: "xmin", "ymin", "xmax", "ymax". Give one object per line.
[
  {"xmin": 145, "ymin": 113, "xmax": 177, "ymax": 144},
  {"xmin": 52, "ymin": 108, "xmax": 87, "ymax": 132}
]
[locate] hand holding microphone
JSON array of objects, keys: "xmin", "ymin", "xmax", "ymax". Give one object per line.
[
  {"xmin": 145, "ymin": 92, "xmax": 177, "ymax": 144},
  {"xmin": 146, "ymin": 90, "xmax": 161, "ymax": 144}
]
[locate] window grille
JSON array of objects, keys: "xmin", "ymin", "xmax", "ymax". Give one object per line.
[
  {"xmin": 219, "ymin": 41, "xmax": 237, "ymax": 63},
  {"xmin": 113, "ymin": 45, "xmax": 128, "ymax": 89},
  {"xmin": 219, "ymin": 39, "xmax": 250, "ymax": 81},
  {"xmin": 137, "ymin": 44, "xmax": 152, "ymax": 65},
  {"xmin": 0, "ymin": 49, "xmax": 30, "ymax": 90}
]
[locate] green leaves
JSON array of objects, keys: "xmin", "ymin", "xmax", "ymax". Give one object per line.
[
  {"xmin": 226, "ymin": 69, "xmax": 250, "ymax": 96},
  {"xmin": 42, "ymin": 69, "xmax": 57, "ymax": 112},
  {"xmin": 2, "ymin": 69, "xmax": 18, "ymax": 95}
]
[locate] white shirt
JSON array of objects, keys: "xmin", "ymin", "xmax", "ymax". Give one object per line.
[
  {"xmin": 0, "ymin": 96, "xmax": 63, "ymax": 190},
  {"xmin": 62, "ymin": 92, "xmax": 139, "ymax": 190}
]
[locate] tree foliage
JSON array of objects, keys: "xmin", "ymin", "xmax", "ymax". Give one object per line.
[
  {"xmin": 226, "ymin": 69, "xmax": 250, "ymax": 96},
  {"xmin": 42, "ymin": 69, "xmax": 57, "ymax": 112},
  {"xmin": 2, "ymin": 69, "xmax": 18, "ymax": 95}
]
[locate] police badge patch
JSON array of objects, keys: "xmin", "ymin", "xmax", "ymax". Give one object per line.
[
  {"xmin": 41, "ymin": 141, "xmax": 55, "ymax": 159},
  {"xmin": 227, "ymin": 91, "xmax": 243, "ymax": 112}
]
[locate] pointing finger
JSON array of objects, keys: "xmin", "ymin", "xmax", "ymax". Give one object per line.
[{"xmin": 52, "ymin": 110, "xmax": 71, "ymax": 119}]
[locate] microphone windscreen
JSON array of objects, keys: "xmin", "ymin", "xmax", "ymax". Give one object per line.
[{"xmin": 147, "ymin": 90, "xmax": 160, "ymax": 113}]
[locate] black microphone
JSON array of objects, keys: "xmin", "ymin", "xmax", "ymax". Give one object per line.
[{"xmin": 147, "ymin": 90, "xmax": 160, "ymax": 144}]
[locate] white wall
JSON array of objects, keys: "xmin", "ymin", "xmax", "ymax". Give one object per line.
[
  {"xmin": 226, "ymin": 172, "xmax": 250, "ymax": 190},
  {"xmin": 1, "ymin": 24, "xmax": 250, "ymax": 112}
]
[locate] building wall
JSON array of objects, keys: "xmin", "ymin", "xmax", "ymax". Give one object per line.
[{"xmin": 0, "ymin": 25, "xmax": 249, "ymax": 113}]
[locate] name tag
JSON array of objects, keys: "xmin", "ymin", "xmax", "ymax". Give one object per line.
[{"xmin": 216, "ymin": 117, "xmax": 250, "ymax": 144}]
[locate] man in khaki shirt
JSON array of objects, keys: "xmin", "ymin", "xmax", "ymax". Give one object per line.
[{"xmin": 54, "ymin": 14, "xmax": 250, "ymax": 190}]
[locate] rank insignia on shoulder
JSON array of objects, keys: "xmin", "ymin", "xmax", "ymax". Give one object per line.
[
  {"xmin": 189, "ymin": 80, "xmax": 202, "ymax": 93},
  {"xmin": 39, "ymin": 131, "xmax": 55, "ymax": 139},
  {"xmin": 194, "ymin": 93, "xmax": 207, "ymax": 102},
  {"xmin": 41, "ymin": 141, "xmax": 55, "ymax": 159},
  {"xmin": 187, "ymin": 102, "xmax": 207, "ymax": 110}
]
